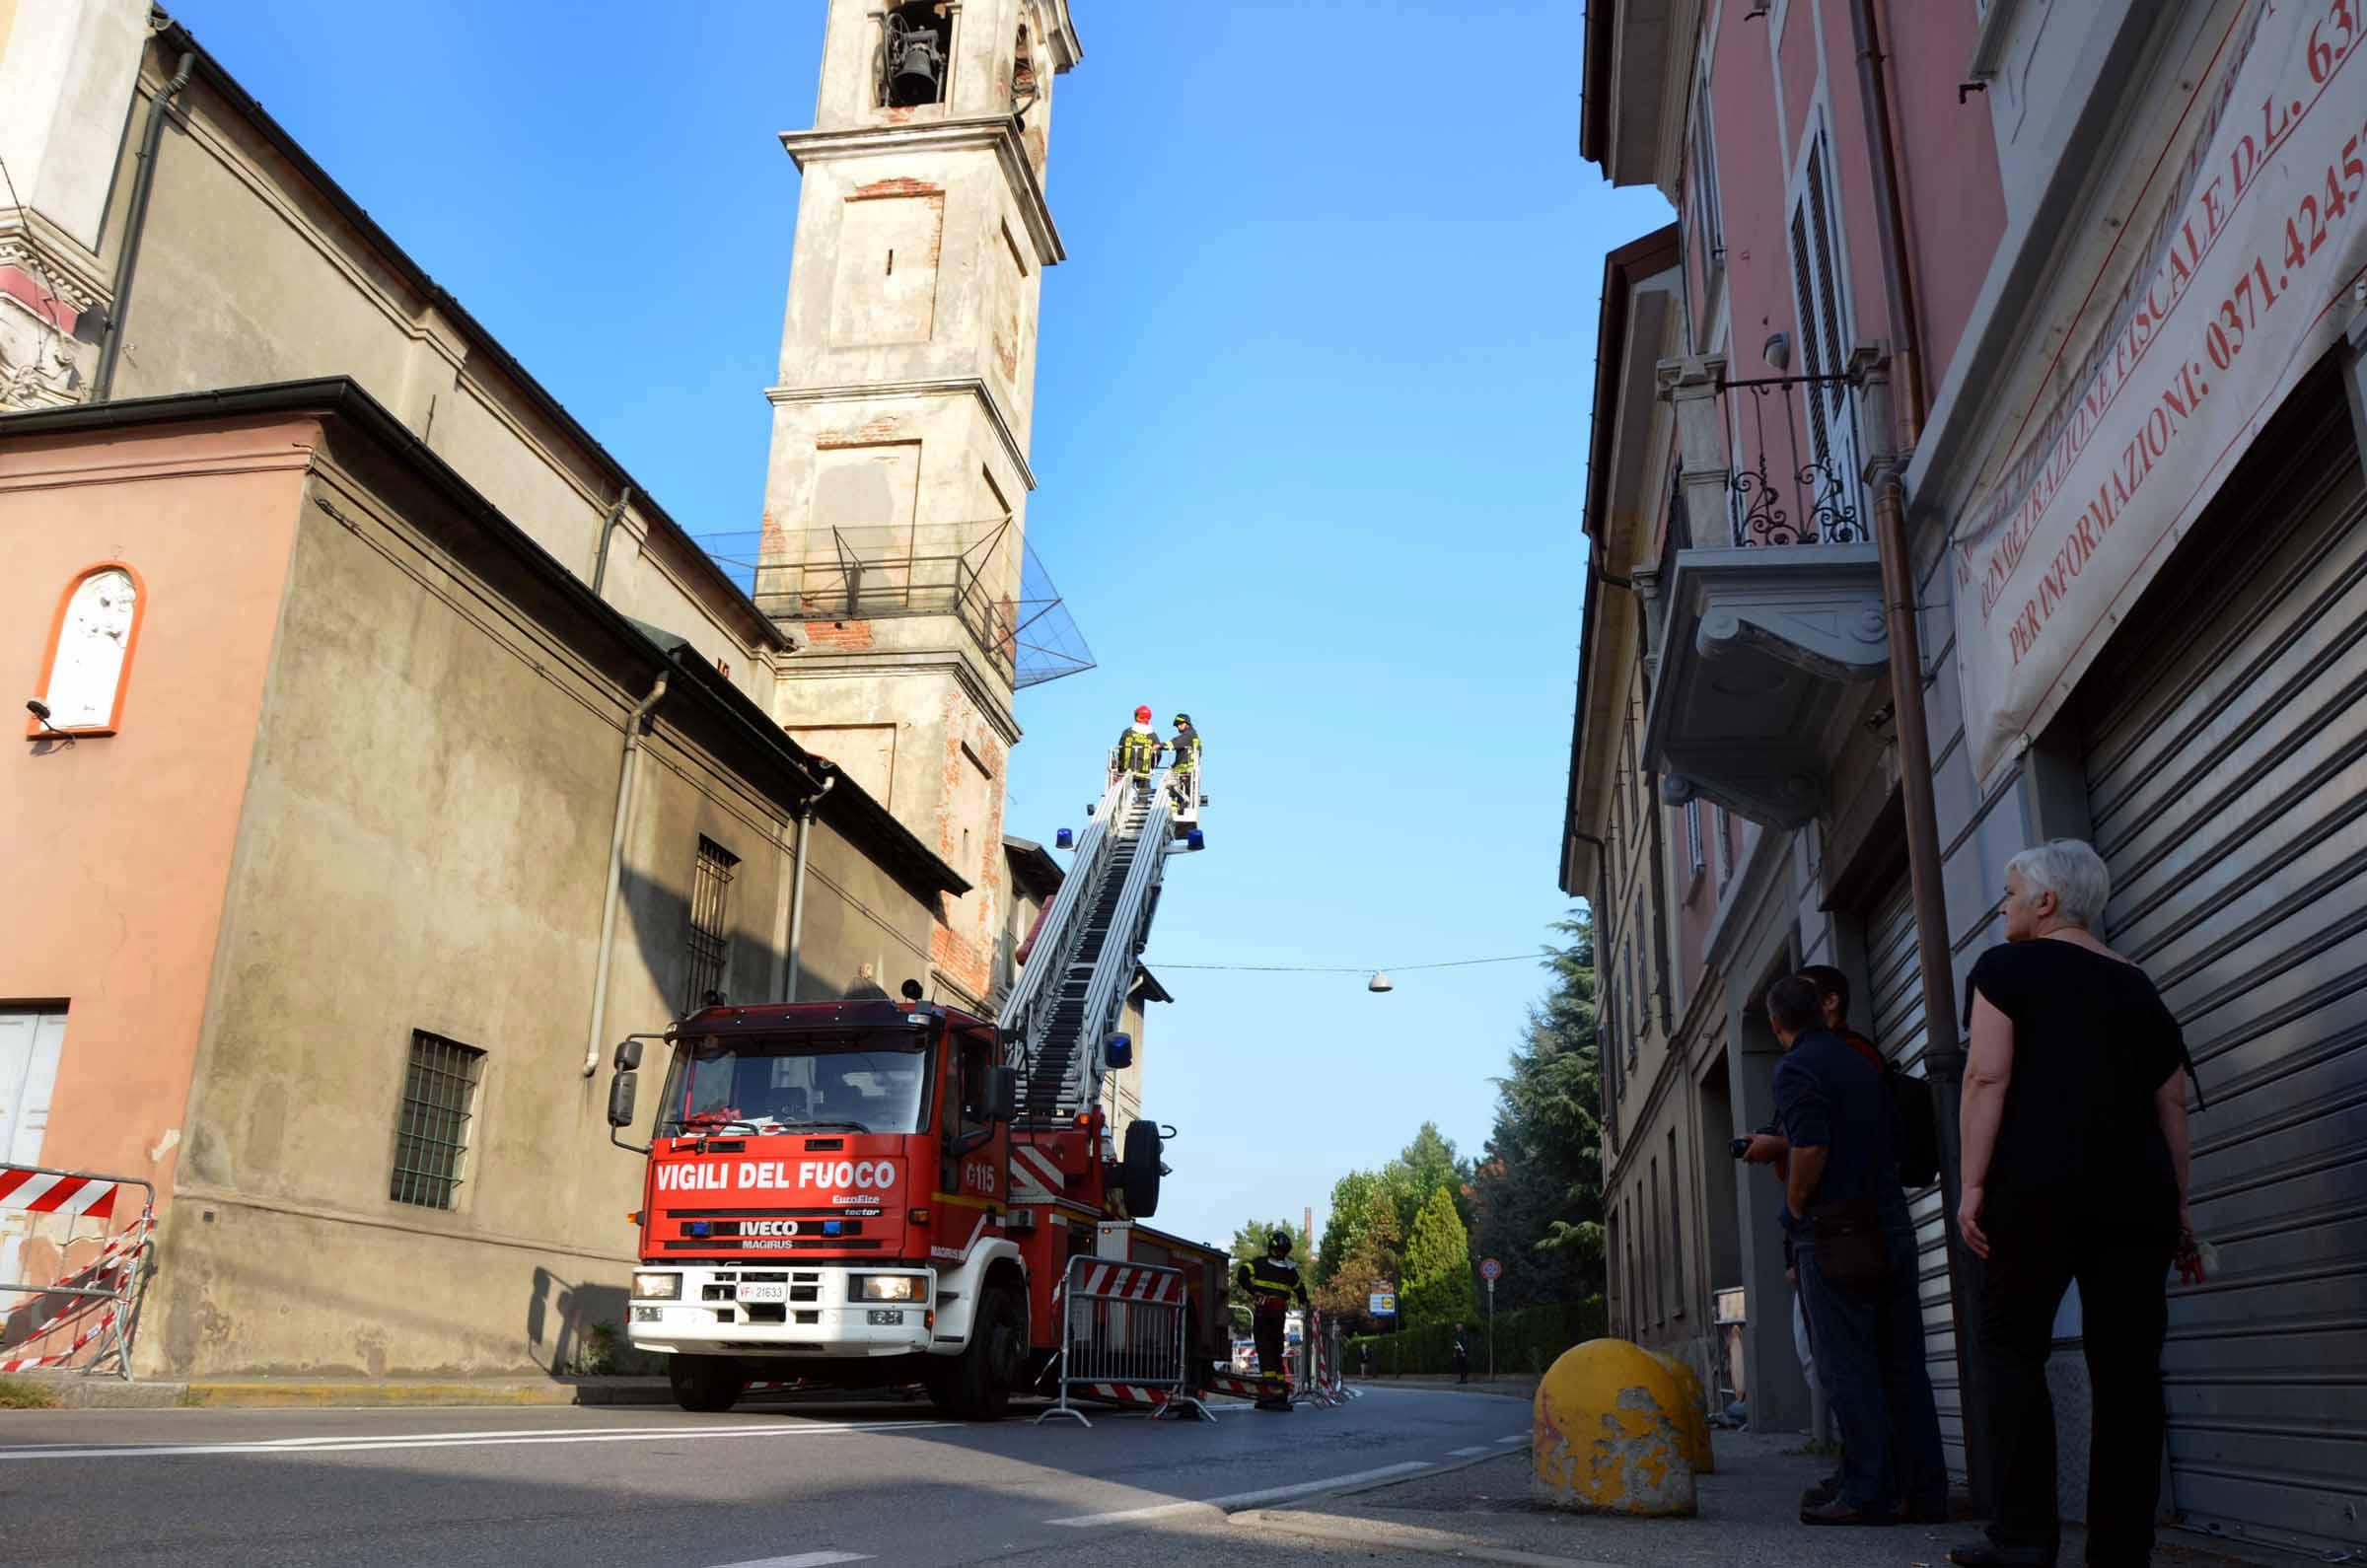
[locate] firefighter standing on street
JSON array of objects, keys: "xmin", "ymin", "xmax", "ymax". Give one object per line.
[
  {"xmin": 1114, "ymin": 704, "xmax": 1162, "ymax": 786},
  {"xmin": 1237, "ymin": 1229, "xmax": 1309, "ymax": 1411}
]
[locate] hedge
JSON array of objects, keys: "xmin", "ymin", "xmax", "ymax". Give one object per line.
[{"xmin": 1347, "ymin": 1297, "xmax": 1608, "ymax": 1378}]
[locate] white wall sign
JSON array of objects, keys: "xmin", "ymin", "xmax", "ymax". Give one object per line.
[{"xmin": 1952, "ymin": 0, "xmax": 2367, "ymax": 785}]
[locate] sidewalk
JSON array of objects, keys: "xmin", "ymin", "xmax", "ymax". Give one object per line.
[
  {"xmin": 1236, "ymin": 1430, "xmax": 2266, "ymax": 1568},
  {"xmin": 1359, "ymin": 1372, "xmax": 1542, "ymax": 1400}
]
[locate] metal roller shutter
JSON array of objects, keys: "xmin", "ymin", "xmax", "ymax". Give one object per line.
[
  {"xmin": 2076, "ymin": 381, "xmax": 2367, "ymax": 1557},
  {"xmin": 1866, "ymin": 881, "xmax": 1966, "ymax": 1481}
]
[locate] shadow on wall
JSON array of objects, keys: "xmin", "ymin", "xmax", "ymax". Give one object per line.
[
  {"xmin": 613, "ymin": 863, "xmax": 880, "ymax": 1022},
  {"xmin": 527, "ymin": 1266, "xmax": 644, "ymax": 1377}
]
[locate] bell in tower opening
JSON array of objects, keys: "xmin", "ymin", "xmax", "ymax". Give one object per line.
[{"xmin": 882, "ymin": 3, "xmax": 949, "ymax": 107}]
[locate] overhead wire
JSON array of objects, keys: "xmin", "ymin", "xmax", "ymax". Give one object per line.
[{"xmin": 1152, "ymin": 954, "xmax": 1542, "ymax": 974}]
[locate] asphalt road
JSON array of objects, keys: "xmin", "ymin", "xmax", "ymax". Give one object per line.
[{"xmin": 0, "ymin": 1385, "xmax": 1533, "ymax": 1567}]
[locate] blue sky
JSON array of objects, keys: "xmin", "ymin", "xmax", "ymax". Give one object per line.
[{"xmin": 175, "ymin": 1, "xmax": 1671, "ymax": 1251}]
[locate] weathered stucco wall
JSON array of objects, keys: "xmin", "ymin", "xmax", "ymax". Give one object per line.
[
  {"xmin": 0, "ymin": 417, "xmax": 310, "ymax": 1201},
  {"xmin": 141, "ymin": 412, "xmax": 939, "ymax": 1378}
]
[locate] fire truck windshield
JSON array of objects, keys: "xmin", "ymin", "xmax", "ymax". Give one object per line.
[{"xmin": 660, "ymin": 1032, "xmax": 930, "ymax": 1137}]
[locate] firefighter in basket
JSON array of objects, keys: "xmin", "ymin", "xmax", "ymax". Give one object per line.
[
  {"xmin": 1167, "ymin": 713, "xmax": 1201, "ymax": 813},
  {"xmin": 1113, "ymin": 704, "xmax": 1162, "ymax": 788},
  {"xmin": 1237, "ymin": 1228, "xmax": 1309, "ymax": 1411}
]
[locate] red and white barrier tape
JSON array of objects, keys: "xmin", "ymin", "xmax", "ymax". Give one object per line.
[{"xmin": 0, "ymin": 1309, "xmax": 120, "ymax": 1374}]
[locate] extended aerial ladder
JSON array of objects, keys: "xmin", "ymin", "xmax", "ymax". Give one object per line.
[{"xmin": 996, "ymin": 759, "xmax": 1203, "ymax": 1127}]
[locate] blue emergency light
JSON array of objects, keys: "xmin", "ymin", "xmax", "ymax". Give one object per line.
[
  {"xmin": 1056, "ymin": 827, "xmax": 1074, "ymax": 849},
  {"xmin": 823, "ymin": 1220, "xmax": 844, "ymax": 1236},
  {"xmin": 1186, "ymin": 829, "xmax": 1205, "ymax": 851},
  {"xmin": 686, "ymin": 1221, "xmax": 712, "ymax": 1238}
]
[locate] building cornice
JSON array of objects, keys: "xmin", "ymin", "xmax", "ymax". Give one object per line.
[
  {"xmin": 766, "ymin": 376, "xmax": 1039, "ymax": 494},
  {"xmin": 780, "ymin": 116, "xmax": 1067, "ymax": 268},
  {"xmin": 778, "ymin": 645, "xmax": 1022, "ymax": 748}
]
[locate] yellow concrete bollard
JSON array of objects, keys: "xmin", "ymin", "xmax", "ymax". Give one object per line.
[
  {"xmin": 1648, "ymin": 1349, "xmax": 1715, "ymax": 1475},
  {"xmin": 1532, "ymin": 1338, "xmax": 1697, "ymax": 1515}
]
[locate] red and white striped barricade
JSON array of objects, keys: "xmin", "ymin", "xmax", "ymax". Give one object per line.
[
  {"xmin": 1327, "ymin": 1317, "xmax": 1361, "ymax": 1400},
  {"xmin": 1035, "ymin": 1254, "xmax": 1214, "ymax": 1427},
  {"xmin": 1290, "ymin": 1307, "xmax": 1345, "ymax": 1408},
  {"xmin": 0, "ymin": 1165, "xmax": 156, "ymax": 1380}
]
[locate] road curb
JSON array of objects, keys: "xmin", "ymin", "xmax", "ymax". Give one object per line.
[
  {"xmin": 1232, "ymin": 1507, "xmax": 1612, "ymax": 1567},
  {"xmin": 6, "ymin": 1376, "xmax": 188, "ymax": 1409},
  {"xmin": 174, "ymin": 1378, "xmax": 676, "ymax": 1409},
  {"xmin": 1314, "ymin": 1441, "xmax": 1531, "ymax": 1501}
]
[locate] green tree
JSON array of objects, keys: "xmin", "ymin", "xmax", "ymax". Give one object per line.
[
  {"xmin": 1315, "ymin": 1168, "xmax": 1381, "ymax": 1285},
  {"xmin": 1314, "ymin": 1182, "xmax": 1403, "ymax": 1332},
  {"xmin": 1400, "ymin": 1184, "xmax": 1478, "ymax": 1329},
  {"xmin": 1467, "ymin": 912, "xmax": 1605, "ymax": 1309},
  {"xmin": 1379, "ymin": 1121, "xmax": 1470, "ymax": 1240}
]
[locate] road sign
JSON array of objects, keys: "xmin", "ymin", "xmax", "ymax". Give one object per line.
[
  {"xmin": 1479, "ymin": 1257, "xmax": 1502, "ymax": 1283},
  {"xmin": 1370, "ymin": 1280, "xmax": 1398, "ymax": 1317}
]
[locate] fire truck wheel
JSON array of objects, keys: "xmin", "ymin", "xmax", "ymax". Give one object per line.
[
  {"xmin": 668, "ymin": 1353, "xmax": 746, "ymax": 1413},
  {"xmin": 929, "ymin": 1284, "xmax": 1024, "ymax": 1420}
]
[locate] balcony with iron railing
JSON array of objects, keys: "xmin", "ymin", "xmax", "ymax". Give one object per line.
[
  {"xmin": 1637, "ymin": 348, "xmax": 1895, "ymax": 829},
  {"xmin": 700, "ymin": 518, "xmax": 1095, "ymax": 690}
]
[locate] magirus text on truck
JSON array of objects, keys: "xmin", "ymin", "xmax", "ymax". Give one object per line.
[{"xmin": 603, "ymin": 755, "xmax": 1229, "ymax": 1418}]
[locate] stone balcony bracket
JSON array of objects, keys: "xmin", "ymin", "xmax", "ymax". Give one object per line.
[{"xmin": 1641, "ymin": 543, "xmax": 1890, "ymax": 829}]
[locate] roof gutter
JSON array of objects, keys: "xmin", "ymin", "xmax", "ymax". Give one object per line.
[
  {"xmin": 0, "ymin": 377, "xmax": 968, "ymax": 906},
  {"xmin": 92, "ymin": 49, "xmax": 195, "ymax": 400},
  {"xmin": 142, "ymin": 20, "xmax": 785, "ymax": 653}
]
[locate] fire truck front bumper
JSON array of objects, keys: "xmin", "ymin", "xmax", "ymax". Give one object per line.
[{"xmin": 626, "ymin": 1264, "xmax": 935, "ymax": 1358}]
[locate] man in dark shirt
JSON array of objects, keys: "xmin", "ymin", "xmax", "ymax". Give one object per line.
[{"xmin": 1768, "ymin": 973, "xmax": 1947, "ymax": 1528}]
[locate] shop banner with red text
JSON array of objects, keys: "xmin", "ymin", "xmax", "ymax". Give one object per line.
[{"xmin": 1952, "ymin": 0, "xmax": 2367, "ymax": 787}]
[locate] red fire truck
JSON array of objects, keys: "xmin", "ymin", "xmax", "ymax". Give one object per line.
[{"xmin": 603, "ymin": 757, "xmax": 1228, "ymax": 1417}]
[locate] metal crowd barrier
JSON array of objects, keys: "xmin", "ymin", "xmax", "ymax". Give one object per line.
[
  {"xmin": 1291, "ymin": 1308, "xmax": 1349, "ymax": 1408},
  {"xmin": 1036, "ymin": 1254, "xmax": 1214, "ymax": 1427},
  {"xmin": 0, "ymin": 1164, "xmax": 156, "ymax": 1380}
]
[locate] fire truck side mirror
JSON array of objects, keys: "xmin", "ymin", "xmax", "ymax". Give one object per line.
[
  {"xmin": 983, "ymin": 1065, "xmax": 1017, "ymax": 1124},
  {"xmin": 607, "ymin": 1070, "xmax": 638, "ymax": 1129},
  {"xmin": 613, "ymin": 1038, "xmax": 644, "ymax": 1072}
]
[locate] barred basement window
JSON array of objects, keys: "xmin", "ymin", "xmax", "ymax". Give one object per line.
[
  {"xmin": 684, "ymin": 836, "xmax": 740, "ymax": 1014},
  {"xmin": 390, "ymin": 1032, "xmax": 484, "ymax": 1210}
]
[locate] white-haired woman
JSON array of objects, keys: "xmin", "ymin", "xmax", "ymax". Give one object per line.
[{"xmin": 1949, "ymin": 839, "xmax": 2196, "ymax": 1568}]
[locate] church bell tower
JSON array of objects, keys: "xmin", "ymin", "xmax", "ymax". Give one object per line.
[{"xmin": 758, "ymin": 2, "xmax": 1083, "ymax": 1007}]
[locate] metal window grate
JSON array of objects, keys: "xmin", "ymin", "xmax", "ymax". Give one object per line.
[
  {"xmin": 684, "ymin": 836, "xmax": 740, "ymax": 1014},
  {"xmin": 390, "ymin": 1032, "xmax": 484, "ymax": 1210}
]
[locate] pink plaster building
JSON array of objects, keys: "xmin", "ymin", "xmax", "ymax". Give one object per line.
[{"xmin": 1572, "ymin": 0, "xmax": 2367, "ymax": 1547}]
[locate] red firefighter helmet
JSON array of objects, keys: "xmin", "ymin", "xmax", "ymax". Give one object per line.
[{"xmin": 1134, "ymin": 705, "xmax": 1152, "ymax": 722}]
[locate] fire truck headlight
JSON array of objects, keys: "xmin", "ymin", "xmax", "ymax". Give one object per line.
[
  {"xmin": 631, "ymin": 1271, "xmax": 681, "ymax": 1301},
  {"xmin": 855, "ymin": 1274, "xmax": 924, "ymax": 1303}
]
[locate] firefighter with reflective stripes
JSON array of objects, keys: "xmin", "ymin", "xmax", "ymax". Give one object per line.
[
  {"xmin": 1114, "ymin": 704, "xmax": 1162, "ymax": 785},
  {"xmin": 1236, "ymin": 1228, "xmax": 1307, "ymax": 1411},
  {"xmin": 1167, "ymin": 713, "xmax": 1201, "ymax": 811}
]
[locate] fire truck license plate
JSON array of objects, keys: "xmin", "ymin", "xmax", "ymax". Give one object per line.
[
  {"xmin": 866, "ymin": 1309, "xmax": 904, "ymax": 1325},
  {"xmin": 736, "ymin": 1283, "xmax": 787, "ymax": 1304}
]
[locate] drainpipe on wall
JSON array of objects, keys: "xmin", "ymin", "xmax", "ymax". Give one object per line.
[
  {"xmin": 588, "ymin": 484, "xmax": 635, "ymax": 598},
  {"xmin": 92, "ymin": 50, "xmax": 195, "ymax": 400},
  {"xmin": 1861, "ymin": 353, "xmax": 1992, "ymax": 1508},
  {"xmin": 583, "ymin": 672, "xmax": 669, "ymax": 1076},
  {"xmin": 1848, "ymin": 0, "xmax": 1931, "ymax": 439},
  {"xmin": 779, "ymin": 773, "xmax": 836, "ymax": 1004}
]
